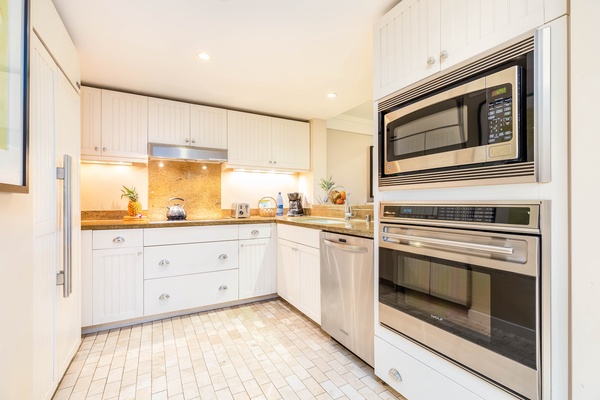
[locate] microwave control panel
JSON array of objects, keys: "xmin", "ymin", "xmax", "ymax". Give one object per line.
[{"xmin": 487, "ymin": 84, "xmax": 513, "ymax": 144}]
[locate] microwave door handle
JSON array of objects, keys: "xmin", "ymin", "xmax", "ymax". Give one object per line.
[{"xmin": 382, "ymin": 232, "xmax": 514, "ymax": 256}]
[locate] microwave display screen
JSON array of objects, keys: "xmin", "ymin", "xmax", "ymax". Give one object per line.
[{"xmin": 487, "ymin": 84, "xmax": 513, "ymax": 144}]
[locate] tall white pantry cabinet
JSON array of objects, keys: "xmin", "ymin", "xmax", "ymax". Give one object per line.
[{"xmin": 0, "ymin": 0, "xmax": 81, "ymax": 399}]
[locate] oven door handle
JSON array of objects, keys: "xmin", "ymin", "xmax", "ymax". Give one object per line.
[
  {"xmin": 382, "ymin": 232, "xmax": 514, "ymax": 255},
  {"xmin": 323, "ymin": 239, "xmax": 369, "ymax": 253}
]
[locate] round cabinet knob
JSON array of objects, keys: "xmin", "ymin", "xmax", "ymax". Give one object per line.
[
  {"xmin": 158, "ymin": 259, "xmax": 170, "ymax": 266},
  {"xmin": 112, "ymin": 236, "xmax": 125, "ymax": 243},
  {"xmin": 427, "ymin": 56, "xmax": 436, "ymax": 66},
  {"xmin": 251, "ymin": 230, "xmax": 259, "ymax": 235},
  {"xmin": 102, "ymin": 147, "xmax": 107, "ymax": 152},
  {"xmin": 137, "ymin": 251, "xmax": 142, "ymax": 256},
  {"xmin": 219, "ymin": 285, "xmax": 228, "ymax": 291},
  {"xmin": 268, "ymin": 160, "xmax": 272, "ymax": 164},
  {"xmin": 94, "ymin": 146, "xmax": 100, "ymax": 151},
  {"xmin": 218, "ymin": 254, "xmax": 228, "ymax": 260},
  {"xmin": 159, "ymin": 294, "xmax": 170, "ymax": 300},
  {"xmin": 440, "ymin": 50, "xmax": 449, "ymax": 61},
  {"xmin": 185, "ymin": 138, "xmax": 190, "ymax": 143},
  {"xmin": 273, "ymin": 161, "xmax": 277, "ymax": 164},
  {"xmin": 389, "ymin": 368, "xmax": 402, "ymax": 382},
  {"xmin": 191, "ymin": 139, "xmax": 196, "ymax": 144}
]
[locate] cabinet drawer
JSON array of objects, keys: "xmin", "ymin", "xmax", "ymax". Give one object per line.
[
  {"xmin": 375, "ymin": 337, "xmax": 482, "ymax": 400},
  {"xmin": 144, "ymin": 225, "xmax": 238, "ymax": 246},
  {"xmin": 239, "ymin": 223, "xmax": 271, "ymax": 239},
  {"xmin": 92, "ymin": 229, "xmax": 144, "ymax": 249},
  {"xmin": 144, "ymin": 269, "xmax": 239, "ymax": 316},
  {"xmin": 277, "ymin": 224, "xmax": 320, "ymax": 248},
  {"xmin": 144, "ymin": 240, "xmax": 238, "ymax": 279}
]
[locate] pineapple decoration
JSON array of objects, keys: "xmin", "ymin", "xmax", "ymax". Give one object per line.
[{"xmin": 121, "ymin": 185, "xmax": 142, "ymax": 216}]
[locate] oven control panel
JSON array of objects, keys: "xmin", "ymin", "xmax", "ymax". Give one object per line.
[{"xmin": 381, "ymin": 204, "xmax": 534, "ymax": 226}]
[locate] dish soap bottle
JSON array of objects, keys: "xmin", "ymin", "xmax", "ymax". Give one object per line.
[{"xmin": 276, "ymin": 192, "xmax": 284, "ymax": 216}]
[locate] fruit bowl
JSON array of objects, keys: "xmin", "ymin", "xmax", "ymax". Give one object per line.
[{"xmin": 327, "ymin": 185, "xmax": 347, "ymax": 205}]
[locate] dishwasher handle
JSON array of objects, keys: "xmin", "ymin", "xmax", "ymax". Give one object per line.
[{"xmin": 323, "ymin": 239, "xmax": 368, "ymax": 253}]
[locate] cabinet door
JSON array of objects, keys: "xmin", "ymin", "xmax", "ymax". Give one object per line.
[
  {"xmin": 439, "ymin": 0, "xmax": 544, "ymax": 70},
  {"xmin": 271, "ymin": 118, "xmax": 310, "ymax": 171},
  {"xmin": 374, "ymin": 0, "xmax": 441, "ymax": 99},
  {"xmin": 148, "ymin": 97, "xmax": 190, "ymax": 146},
  {"xmin": 92, "ymin": 247, "xmax": 144, "ymax": 325},
  {"xmin": 227, "ymin": 110, "xmax": 272, "ymax": 168},
  {"xmin": 101, "ymin": 90, "xmax": 148, "ymax": 160},
  {"xmin": 239, "ymin": 238, "xmax": 276, "ymax": 299},
  {"xmin": 277, "ymin": 239, "xmax": 300, "ymax": 306},
  {"xmin": 298, "ymin": 244, "xmax": 321, "ymax": 324},
  {"xmin": 80, "ymin": 86, "xmax": 102, "ymax": 158},
  {"xmin": 190, "ymin": 105, "xmax": 227, "ymax": 149}
]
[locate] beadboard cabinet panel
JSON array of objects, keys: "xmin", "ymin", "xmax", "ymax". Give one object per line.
[
  {"xmin": 148, "ymin": 98, "xmax": 191, "ymax": 146},
  {"xmin": 190, "ymin": 105, "xmax": 228, "ymax": 149},
  {"xmin": 227, "ymin": 110, "xmax": 272, "ymax": 168},
  {"xmin": 239, "ymin": 237, "xmax": 276, "ymax": 299},
  {"xmin": 271, "ymin": 118, "xmax": 310, "ymax": 170},
  {"xmin": 80, "ymin": 87, "xmax": 103, "ymax": 158}
]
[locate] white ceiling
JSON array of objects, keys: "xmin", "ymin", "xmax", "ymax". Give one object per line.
[{"xmin": 51, "ymin": 0, "xmax": 398, "ymax": 121}]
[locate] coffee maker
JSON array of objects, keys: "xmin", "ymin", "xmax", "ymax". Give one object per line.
[{"xmin": 287, "ymin": 192, "xmax": 304, "ymax": 216}]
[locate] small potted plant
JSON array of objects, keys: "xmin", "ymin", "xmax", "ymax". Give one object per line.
[{"xmin": 319, "ymin": 176, "xmax": 335, "ymax": 203}]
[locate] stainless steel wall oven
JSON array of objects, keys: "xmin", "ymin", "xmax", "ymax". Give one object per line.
[{"xmin": 379, "ymin": 202, "xmax": 543, "ymax": 399}]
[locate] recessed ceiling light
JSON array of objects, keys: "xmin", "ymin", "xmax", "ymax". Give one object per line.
[
  {"xmin": 327, "ymin": 92, "xmax": 337, "ymax": 99},
  {"xmin": 197, "ymin": 52, "xmax": 211, "ymax": 61}
]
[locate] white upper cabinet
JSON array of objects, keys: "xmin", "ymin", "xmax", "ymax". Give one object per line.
[
  {"xmin": 81, "ymin": 87, "xmax": 149, "ymax": 162},
  {"xmin": 190, "ymin": 105, "xmax": 228, "ymax": 149},
  {"xmin": 374, "ymin": 0, "xmax": 564, "ymax": 99},
  {"xmin": 148, "ymin": 98, "xmax": 191, "ymax": 146},
  {"xmin": 227, "ymin": 110, "xmax": 310, "ymax": 171},
  {"xmin": 271, "ymin": 117, "xmax": 311, "ymax": 171}
]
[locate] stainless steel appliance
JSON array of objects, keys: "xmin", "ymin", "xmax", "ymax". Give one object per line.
[
  {"xmin": 287, "ymin": 192, "xmax": 304, "ymax": 216},
  {"xmin": 379, "ymin": 36, "xmax": 541, "ymax": 189},
  {"xmin": 166, "ymin": 197, "xmax": 187, "ymax": 220},
  {"xmin": 321, "ymin": 232, "xmax": 374, "ymax": 366},
  {"xmin": 379, "ymin": 202, "xmax": 543, "ymax": 399},
  {"xmin": 231, "ymin": 202, "xmax": 250, "ymax": 218}
]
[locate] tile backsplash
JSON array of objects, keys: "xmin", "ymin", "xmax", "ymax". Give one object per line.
[{"xmin": 148, "ymin": 160, "xmax": 222, "ymax": 221}]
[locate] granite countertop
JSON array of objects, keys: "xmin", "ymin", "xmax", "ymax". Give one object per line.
[{"xmin": 81, "ymin": 215, "xmax": 373, "ymax": 238}]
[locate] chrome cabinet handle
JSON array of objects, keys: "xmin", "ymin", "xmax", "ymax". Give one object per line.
[
  {"xmin": 218, "ymin": 254, "xmax": 228, "ymax": 260},
  {"xmin": 159, "ymin": 294, "xmax": 170, "ymax": 300},
  {"xmin": 427, "ymin": 56, "xmax": 436, "ymax": 65},
  {"xmin": 112, "ymin": 236, "xmax": 125, "ymax": 243},
  {"xmin": 440, "ymin": 50, "xmax": 449, "ymax": 61},
  {"xmin": 219, "ymin": 285, "xmax": 228, "ymax": 291},
  {"xmin": 251, "ymin": 229, "xmax": 259, "ymax": 235},
  {"xmin": 389, "ymin": 368, "xmax": 402, "ymax": 382},
  {"xmin": 56, "ymin": 154, "xmax": 72, "ymax": 298},
  {"xmin": 158, "ymin": 259, "xmax": 170, "ymax": 266}
]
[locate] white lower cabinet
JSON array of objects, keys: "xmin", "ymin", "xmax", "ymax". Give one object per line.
[
  {"xmin": 144, "ymin": 270, "xmax": 239, "ymax": 316},
  {"xmin": 238, "ymin": 224, "xmax": 276, "ymax": 299},
  {"xmin": 92, "ymin": 246, "xmax": 144, "ymax": 325},
  {"xmin": 375, "ymin": 336, "xmax": 483, "ymax": 400},
  {"xmin": 277, "ymin": 224, "xmax": 321, "ymax": 324}
]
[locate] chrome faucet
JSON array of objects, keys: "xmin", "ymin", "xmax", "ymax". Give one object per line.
[{"xmin": 344, "ymin": 193, "xmax": 353, "ymax": 220}]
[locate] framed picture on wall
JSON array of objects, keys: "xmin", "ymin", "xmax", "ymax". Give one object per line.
[{"xmin": 0, "ymin": 0, "xmax": 29, "ymax": 193}]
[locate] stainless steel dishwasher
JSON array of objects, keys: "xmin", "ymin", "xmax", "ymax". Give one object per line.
[{"xmin": 320, "ymin": 231, "xmax": 374, "ymax": 366}]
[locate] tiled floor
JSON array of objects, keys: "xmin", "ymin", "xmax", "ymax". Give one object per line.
[{"xmin": 53, "ymin": 299, "xmax": 406, "ymax": 400}]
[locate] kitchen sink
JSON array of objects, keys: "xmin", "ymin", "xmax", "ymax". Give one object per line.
[{"xmin": 290, "ymin": 217, "xmax": 348, "ymax": 225}]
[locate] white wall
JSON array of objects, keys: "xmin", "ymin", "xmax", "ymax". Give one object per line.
[
  {"xmin": 220, "ymin": 170, "xmax": 299, "ymax": 209},
  {"xmin": 0, "ymin": 192, "xmax": 34, "ymax": 400},
  {"xmin": 80, "ymin": 163, "xmax": 149, "ymax": 210},
  {"xmin": 326, "ymin": 129, "xmax": 373, "ymax": 204},
  {"xmin": 570, "ymin": 2, "xmax": 600, "ymax": 398}
]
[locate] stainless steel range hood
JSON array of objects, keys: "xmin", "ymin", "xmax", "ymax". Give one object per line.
[{"xmin": 148, "ymin": 143, "xmax": 227, "ymax": 163}]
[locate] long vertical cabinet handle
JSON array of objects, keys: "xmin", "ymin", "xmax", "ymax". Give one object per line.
[
  {"xmin": 535, "ymin": 25, "xmax": 551, "ymax": 183},
  {"xmin": 56, "ymin": 154, "xmax": 72, "ymax": 298}
]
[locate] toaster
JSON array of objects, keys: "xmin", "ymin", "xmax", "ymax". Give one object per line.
[{"xmin": 231, "ymin": 202, "xmax": 250, "ymax": 218}]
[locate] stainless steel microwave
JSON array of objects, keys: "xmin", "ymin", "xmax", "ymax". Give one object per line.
[{"xmin": 378, "ymin": 38, "xmax": 536, "ymax": 189}]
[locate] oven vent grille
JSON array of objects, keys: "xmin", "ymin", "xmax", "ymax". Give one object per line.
[
  {"xmin": 379, "ymin": 162, "xmax": 536, "ymax": 189},
  {"xmin": 378, "ymin": 36, "xmax": 535, "ymax": 112}
]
